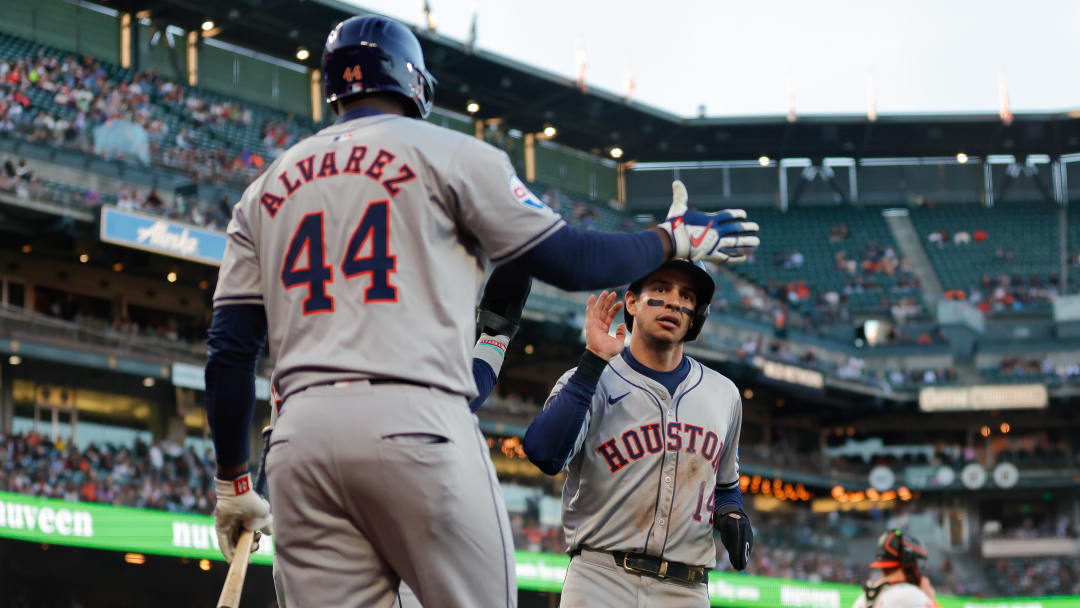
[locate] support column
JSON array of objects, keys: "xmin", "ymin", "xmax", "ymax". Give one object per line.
[
  {"xmin": 524, "ymin": 133, "xmax": 536, "ymax": 183},
  {"xmin": 0, "ymin": 363, "xmax": 11, "ymax": 434},
  {"xmin": 778, "ymin": 160, "xmax": 789, "ymax": 211},
  {"xmin": 616, "ymin": 161, "xmax": 627, "ymax": 207},
  {"xmin": 310, "ymin": 69, "xmax": 323, "ymax": 123},
  {"xmin": 186, "ymin": 31, "xmax": 199, "ymax": 86},
  {"xmin": 120, "ymin": 13, "xmax": 133, "ymax": 69}
]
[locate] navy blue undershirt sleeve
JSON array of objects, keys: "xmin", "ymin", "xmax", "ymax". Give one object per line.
[
  {"xmin": 205, "ymin": 304, "xmax": 267, "ymax": 468},
  {"xmin": 714, "ymin": 484, "xmax": 745, "ymax": 510},
  {"xmin": 469, "ymin": 358, "xmax": 497, "ymax": 413},
  {"xmin": 523, "ymin": 350, "xmax": 608, "ymax": 475},
  {"xmin": 513, "ymin": 226, "xmax": 666, "ymax": 291}
]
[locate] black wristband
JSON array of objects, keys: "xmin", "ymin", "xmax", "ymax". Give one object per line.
[{"xmin": 573, "ymin": 350, "xmax": 609, "ymax": 387}]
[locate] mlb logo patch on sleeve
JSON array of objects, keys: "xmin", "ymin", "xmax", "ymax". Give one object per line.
[{"xmin": 509, "ymin": 174, "xmax": 550, "ymax": 212}]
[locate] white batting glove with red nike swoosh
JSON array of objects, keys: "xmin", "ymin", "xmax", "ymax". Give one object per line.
[
  {"xmin": 657, "ymin": 181, "xmax": 760, "ymax": 263},
  {"xmin": 214, "ymin": 473, "xmax": 272, "ymax": 562}
]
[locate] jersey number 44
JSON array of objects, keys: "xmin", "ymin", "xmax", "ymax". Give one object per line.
[{"xmin": 281, "ymin": 202, "xmax": 397, "ymax": 314}]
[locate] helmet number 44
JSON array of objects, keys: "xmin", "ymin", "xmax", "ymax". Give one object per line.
[{"xmin": 343, "ymin": 65, "xmax": 363, "ymax": 82}]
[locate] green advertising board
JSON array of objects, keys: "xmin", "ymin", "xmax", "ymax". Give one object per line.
[{"xmin": 0, "ymin": 492, "xmax": 1071, "ymax": 607}]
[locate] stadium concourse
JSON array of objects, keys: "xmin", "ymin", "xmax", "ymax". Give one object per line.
[{"xmin": 1, "ymin": 0, "xmax": 1080, "ymax": 607}]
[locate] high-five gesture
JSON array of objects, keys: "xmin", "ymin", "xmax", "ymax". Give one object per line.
[
  {"xmin": 584, "ymin": 290, "xmax": 627, "ymax": 361},
  {"xmin": 657, "ymin": 180, "xmax": 760, "ymax": 264}
]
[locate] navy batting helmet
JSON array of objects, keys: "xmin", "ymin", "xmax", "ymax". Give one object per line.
[
  {"xmin": 623, "ymin": 259, "xmax": 714, "ymax": 342},
  {"xmin": 321, "ymin": 16, "xmax": 435, "ymax": 119}
]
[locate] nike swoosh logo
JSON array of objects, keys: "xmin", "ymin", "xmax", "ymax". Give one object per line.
[
  {"xmin": 607, "ymin": 392, "xmax": 630, "ymax": 405},
  {"xmin": 689, "ymin": 220, "xmax": 714, "ymax": 248}
]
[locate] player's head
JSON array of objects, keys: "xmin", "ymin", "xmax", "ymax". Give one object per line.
[
  {"xmin": 623, "ymin": 259, "xmax": 714, "ymax": 345},
  {"xmin": 870, "ymin": 529, "xmax": 927, "ymax": 580},
  {"xmin": 321, "ymin": 15, "xmax": 436, "ymax": 118}
]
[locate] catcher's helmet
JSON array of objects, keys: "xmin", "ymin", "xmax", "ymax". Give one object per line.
[
  {"xmin": 321, "ymin": 16, "xmax": 435, "ymax": 118},
  {"xmin": 870, "ymin": 529, "xmax": 928, "ymax": 571},
  {"xmin": 623, "ymin": 259, "xmax": 714, "ymax": 342}
]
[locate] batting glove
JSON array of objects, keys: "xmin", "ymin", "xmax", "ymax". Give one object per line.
[
  {"xmin": 214, "ymin": 473, "xmax": 272, "ymax": 563},
  {"xmin": 657, "ymin": 181, "xmax": 760, "ymax": 263},
  {"xmin": 714, "ymin": 505, "xmax": 753, "ymax": 571}
]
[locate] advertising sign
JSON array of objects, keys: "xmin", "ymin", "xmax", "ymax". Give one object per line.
[
  {"xmin": 0, "ymin": 492, "xmax": 1075, "ymax": 607},
  {"xmin": 99, "ymin": 206, "xmax": 227, "ymax": 265}
]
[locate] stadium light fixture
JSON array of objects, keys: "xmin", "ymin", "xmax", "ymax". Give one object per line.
[
  {"xmin": 542, "ymin": 125, "xmax": 557, "ymax": 138},
  {"xmin": 8, "ymin": 355, "xmax": 21, "ymax": 366},
  {"xmin": 758, "ymin": 155, "xmax": 770, "ymax": 167},
  {"xmin": 956, "ymin": 152, "xmax": 969, "ymax": 164},
  {"xmin": 609, "ymin": 146, "xmax": 624, "ymax": 159},
  {"xmin": 296, "ymin": 48, "xmax": 310, "ymax": 61},
  {"xmin": 167, "ymin": 271, "xmax": 178, "ymax": 283},
  {"xmin": 201, "ymin": 20, "xmax": 215, "ymax": 32},
  {"xmin": 466, "ymin": 100, "xmax": 480, "ymax": 114}
]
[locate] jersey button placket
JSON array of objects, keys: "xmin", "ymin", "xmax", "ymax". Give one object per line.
[{"xmin": 657, "ymin": 395, "xmax": 676, "ymax": 538}]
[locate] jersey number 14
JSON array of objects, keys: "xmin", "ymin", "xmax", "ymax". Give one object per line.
[{"xmin": 281, "ymin": 202, "xmax": 396, "ymax": 314}]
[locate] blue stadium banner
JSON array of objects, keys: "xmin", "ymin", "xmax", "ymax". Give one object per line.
[{"xmin": 99, "ymin": 206, "xmax": 226, "ymax": 266}]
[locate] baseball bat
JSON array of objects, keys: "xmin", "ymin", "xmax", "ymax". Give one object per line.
[{"xmin": 216, "ymin": 529, "xmax": 254, "ymax": 608}]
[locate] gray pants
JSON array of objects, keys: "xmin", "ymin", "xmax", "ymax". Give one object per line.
[
  {"xmin": 267, "ymin": 381, "xmax": 516, "ymax": 608},
  {"xmin": 559, "ymin": 549, "xmax": 709, "ymax": 608},
  {"xmin": 273, "ymin": 561, "xmax": 422, "ymax": 608}
]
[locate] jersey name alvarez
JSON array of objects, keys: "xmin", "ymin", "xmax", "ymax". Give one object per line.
[
  {"xmin": 596, "ymin": 419, "xmax": 727, "ymax": 475},
  {"xmin": 258, "ymin": 143, "xmax": 417, "ymax": 218}
]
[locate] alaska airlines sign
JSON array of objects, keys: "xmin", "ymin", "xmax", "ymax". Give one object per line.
[{"xmin": 99, "ymin": 206, "xmax": 226, "ymax": 265}]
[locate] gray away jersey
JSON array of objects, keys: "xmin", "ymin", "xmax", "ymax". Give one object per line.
[
  {"xmin": 549, "ymin": 354, "xmax": 743, "ymax": 568},
  {"xmin": 214, "ymin": 114, "xmax": 564, "ymax": 400}
]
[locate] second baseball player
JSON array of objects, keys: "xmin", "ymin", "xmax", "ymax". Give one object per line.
[{"xmin": 523, "ymin": 259, "xmax": 755, "ymax": 607}]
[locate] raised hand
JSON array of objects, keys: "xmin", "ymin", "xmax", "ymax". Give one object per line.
[
  {"xmin": 657, "ymin": 180, "xmax": 760, "ymax": 264},
  {"xmin": 584, "ymin": 290, "xmax": 626, "ymax": 361}
]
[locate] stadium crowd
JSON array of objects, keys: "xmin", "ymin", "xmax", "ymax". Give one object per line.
[
  {"xmin": 0, "ymin": 431, "xmax": 216, "ymax": 514},
  {"xmin": 987, "ymin": 557, "xmax": 1080, "ymax": 597}
]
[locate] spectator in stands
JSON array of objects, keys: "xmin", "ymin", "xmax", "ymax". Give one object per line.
[
  {"xmin": 829, "ymin": 223, "xmax": 850, "ymax": 242},
  {"xmin": 954, "ymin": 230, "xmax": 971, "ymax": 245},
  {"xmin": 927, "ymin": 230, "xmax": 949, "ymax": 247}
]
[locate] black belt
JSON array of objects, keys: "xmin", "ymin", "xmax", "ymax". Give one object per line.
[{"xmin": 572, "ymin": 549, "xmax": 708, "ymax": 585}]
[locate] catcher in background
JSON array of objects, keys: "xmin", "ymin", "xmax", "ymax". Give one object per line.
[{"xmin": 852, "ymin": 529, "xmax": 940, "ymax": 608}]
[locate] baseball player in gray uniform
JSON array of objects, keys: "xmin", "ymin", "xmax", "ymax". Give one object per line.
[
  {"xmin": 523, "ymin": 258, "xmax": 756, "ymax": 607},
  {"xmin": 205, "ymin": 14, "xmax": 759, "ymax": 608}
]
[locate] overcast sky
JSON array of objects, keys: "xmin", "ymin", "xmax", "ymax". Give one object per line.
[{"xmin": 348, "ymin": 0, "xmax": 1077, "ymax": 119}]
